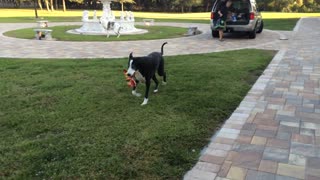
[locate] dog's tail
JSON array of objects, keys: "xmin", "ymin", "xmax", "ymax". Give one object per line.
[{"xmin": 161, "ymin": 42, "xmax": 168, "ymax": 55}]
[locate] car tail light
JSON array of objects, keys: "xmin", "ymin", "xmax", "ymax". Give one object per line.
[
  {"xmin": 211, "ymin": 12, "xmax": 215, "ymax": 19},
  {"xmin": 249, "ymin": 12, "xmax": 254, "ymax": 20}
]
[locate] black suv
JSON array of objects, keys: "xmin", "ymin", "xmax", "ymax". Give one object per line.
[{"xmin": 210, "ymin": 0, "xmax": 263, "ymax": 39}]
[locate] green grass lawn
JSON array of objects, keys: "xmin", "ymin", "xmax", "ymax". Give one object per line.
[
  {"xmin": 2, "ymin": 18, "xmax": 300, "ymax": 41},
  {"xmin": 0, "ymin": 49, "xmax": 276, "ymax": 179},
  {"xmin": 0, "ymin": 17, "xmax": 303, "ymax": 31},
  {"xmin": 0, "ymin": 16, "xmax": 300, "ymax": 31},
  {"xmin": 3, "ymin": 25, "xmax": 188, "ymax": 41},
  {"xmin": 263, "ymin": 18, "xmax": 300, "ymax": 31}
]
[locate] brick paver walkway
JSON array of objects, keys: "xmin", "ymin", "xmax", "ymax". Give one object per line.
[
  {"xmin": 185, "ymin": 17, "xmax": 320, "ymax": 180},
  {"xmin": 1, "ymin": 18, "xmax": 319, "ymax": 180},
  {"xmin": 0, "ymin": 22, "xmax": 288, "ymax": 58}
]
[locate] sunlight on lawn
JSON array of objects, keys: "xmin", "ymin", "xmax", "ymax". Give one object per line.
[{"xmin": 1, "ymin": 9, "xmax": 320, "ymax": 19}]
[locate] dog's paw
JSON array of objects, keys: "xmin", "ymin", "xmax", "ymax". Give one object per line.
[
  {"xmin": 141, "ymin": 98, "xmax": 148, "ymax": 106},
  {"xmin": 162, "ymin": 81, "xmax": 167, "ymax": 85},
  {"xmin": 132, "ymin": 91, "xmax": 141, "ymax": 97},
  {"xmin": 153, "ymin": 89, "xmax": 158, "ymax": 93}
]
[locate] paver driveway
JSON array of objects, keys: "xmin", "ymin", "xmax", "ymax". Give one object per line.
[
  {"xmin": 0, "ymin": 22, "xmax": 289, "ymax": 58},
  {"xmin": 185, "ymin": 17, "xmax": 320, "ymax": 180}
]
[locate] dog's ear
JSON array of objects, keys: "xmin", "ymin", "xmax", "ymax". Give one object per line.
[{"xmin": 129, "ymin": 52, "xmax": 133, "ymax": 59}]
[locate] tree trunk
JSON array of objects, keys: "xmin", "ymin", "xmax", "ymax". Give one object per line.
[
  {"xmin": 299, "ymin": 0, "xmax": 304, "ymax": 5},
  {"xmin": 62, "ymin": 0, "xmax": 66, "ymax": 11},
  {"xmin": 45, "ymin": 0, "xmax": 50, "ymax": 11},
  {"xmin": 38, "ymin": 0, "xmax": 43, "ymax": 10},
  {"xmin": 34, "ymin": 0, "xmax": 39, "ymax": 18},
  {"xmin": 50, "ymin": 0, "xmax": 54, "ymax": 11},
  {"xmin": 206, "ymin": 1, "xmax": 210, "ymax": 12},
  {"xmin": 121, "ymin": 2, "xmax": 124, "ymax": 12},
  {"xmin": 181, "ymin": 5, "xmax": 184, "ymax": 13},
  {"xmin": 162, "ymin": 0, "xmax": 168, "ymax": 11},
  {"xmin": 55, "ymin": 0, "xmax": 58, "ymax": 10},
  {"xmin": 14, "ymin": 0, "xmax": 21, "ymax": 8}
]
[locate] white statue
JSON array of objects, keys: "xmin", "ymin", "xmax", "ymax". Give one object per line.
[
  {"xmin": 125, "ymin": 11, "xmax": 130, "ymax": 21},
  {"xmin": 93, "ymin": 10, "xmax": 97, "ymax": 20},
  {"xmin": 100, "ymin": 17, "xmax": 109, "ymax": 30},
  {"xmin": 82, "ymin": 10, "xmax": 89, "ymax": 21},
  {"xmin": 129, "ymin": 11, "xmax": 134, "ymax": 22},
  {"xmin": 74, "ymin": 0, "xmax": 141, "ymax": 37},
  {"xmin": 114, "ymin": 22, "xmax": 122, "ymax": 36},
  {"xmin": 109, "ymin": 11, "xmax": 115, "ymax": 22},
  {"xmin": 120, "ymin": 11, "xmax": 125, "ymax": 21}
]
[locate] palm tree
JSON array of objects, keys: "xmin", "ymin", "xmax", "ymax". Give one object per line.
[
  {"xmin": 38, "ymin": 0, "xmax": 43, "ymax": 10},
  {"xmin": 50, "ymin": 0, "xmax": 54, "ymax": 11}
]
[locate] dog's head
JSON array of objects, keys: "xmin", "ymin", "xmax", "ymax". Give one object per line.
[{"xmin": 126, "ymin": 52, "xmax": 136, "ymax": 77}]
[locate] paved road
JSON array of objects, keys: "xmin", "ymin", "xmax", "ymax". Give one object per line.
[{"xmin": 0, "ymin": 22, "xmax": 290, "ymax": 58}]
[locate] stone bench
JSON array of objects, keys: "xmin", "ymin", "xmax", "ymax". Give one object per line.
[
  {"xmin": 143, "ymin": 19, "xmax": 154, "ymax": 26},
  {"xmin": 33, "ymin": 29, "xmax": 52, "ymax": 40},
  {"xmin": 37, "ymin": 20, "xmax": 49, "ymax": 28}
]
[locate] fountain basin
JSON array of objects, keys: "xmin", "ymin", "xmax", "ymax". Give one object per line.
[{"xmin": 67, "ymin": 21, "xmax": 148, "ymax": 36}]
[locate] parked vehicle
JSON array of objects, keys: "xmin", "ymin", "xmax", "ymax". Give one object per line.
[{"xmin": 210, "ymin": 0, "xmax": 263, "ymax": 39}]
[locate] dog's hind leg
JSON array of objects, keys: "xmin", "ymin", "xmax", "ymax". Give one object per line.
[
  {"xmin": 158, "ymin": 58, "xmax": 167, "ymax": 85},
  {"xmin": 158, "ymin": 70, "xmax": 167, "ymax": 85},
  {"xmin": 152, "ymin": 75, "xmax": 159, "ymax": 93},
  {"xmin": 162, "ymin": 71, "xmax": 167, "ymax": 85}
]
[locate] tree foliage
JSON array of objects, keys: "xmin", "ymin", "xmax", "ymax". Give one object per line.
[
  {"xmin": 256, "ymin": 0, "xmax": 320, "ymax": 12},
  {"xmin": 172, "ymin": 0, "xmax": 203, "ymax": 12},
  {"xmin": 115, "ymin": 0, "xmax": 135, "ymax": 11},
  {"xmin": 6, "ymin": 0, "xmax": 320, "ymax": 12}
]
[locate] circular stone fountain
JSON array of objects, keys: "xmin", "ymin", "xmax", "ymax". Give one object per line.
[{"xmin": 68, "ymin": 0, "xmax": 147, "ymax": 36}]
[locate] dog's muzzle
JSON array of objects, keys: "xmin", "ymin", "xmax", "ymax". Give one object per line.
[
  {"xmin": 126, "ymin": 68, "xmax": 136, "ymax": 77},
  {"xmin": 126, "ymin": 71, "xmax": 134, "ymax": 77}
]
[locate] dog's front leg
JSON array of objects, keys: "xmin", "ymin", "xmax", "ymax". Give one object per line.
[
  {"xmin": 141, "ymin": 80, "xmax": 151, "ymax": 106},
  {"xmin": 132, "ymin": 81, "xmax": 141, "ymax": 97}
]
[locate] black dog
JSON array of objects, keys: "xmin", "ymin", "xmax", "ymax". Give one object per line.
[{"xmin": 126, "ymin": 42, "xmax": 168, "ymax": 105}]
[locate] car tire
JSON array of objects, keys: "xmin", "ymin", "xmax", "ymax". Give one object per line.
[
  {"xmin": 248, "ymin": 27, "xmax": 257, "ymax": 39},
  {"xmin": 212, "ymin": 30, "xmax": 219, "ymax": 38},
  {"xmin": 257, "ymin": 20, "xmax": 263, "ymax": 33}
]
